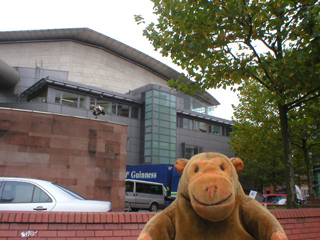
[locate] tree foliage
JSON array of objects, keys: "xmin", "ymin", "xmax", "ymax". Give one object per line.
[
  {"xmin": 229, "ymin": 79, "xmax": 285, "ymax": 189},
  {"xmin": 289, "ymin": 98, "xmax": 320, "ymax": 197},
  {"xmin": 137, "ymin": 0, "xmax": 320, "ymax": 94},
  {"xmin": 137, "ymin": 0, "xmax": 320, "ymax": 207},
  {"xmin": 230, "ymin": 80, "xmax": 320, "ymax": 196}
]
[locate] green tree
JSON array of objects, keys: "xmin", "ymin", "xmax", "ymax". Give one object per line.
[
  {"xmin": 289, "ymin": 99, "xmax": 320, "ymax": 198},
  {"xmin": 136, "ymin": 0, "xmax": 320, "ymax": 207},
  {"xmin": 231, "ymin": 79, "xmax": 320, "ymax": 199},
  {"xmin": 230, "ymin": 79, "xmax": 285, "ymax": 191}
]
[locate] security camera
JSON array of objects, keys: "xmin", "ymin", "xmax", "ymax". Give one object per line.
[{"xmin": 92, "ymin": 105, "xmax": 105, "ymax": 117}]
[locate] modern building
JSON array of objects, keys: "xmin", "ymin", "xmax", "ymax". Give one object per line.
[
  {"xmin": 0, "ymin": 28, "xmax": 234, "ymax": 164},
  {"xmin": 0, "ymin": 28, "xmax": 235, "ymax": 208}
]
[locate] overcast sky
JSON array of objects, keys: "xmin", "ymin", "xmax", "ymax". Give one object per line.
[{"xmin": 1, "ymin": 0, "xmax": 239, "ymax": 120}]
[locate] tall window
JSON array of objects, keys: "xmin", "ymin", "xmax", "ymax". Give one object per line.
[
  {"xmin": 144, "ymin": 90, "xmax": 177, "ymax": 164},
  {"xmin": 183, "ymin": 118, "xmax": 193, "ymax": 130},
  {"xmin": 224, "ymin": 126, "xmax": 232, "ymax": 136}
]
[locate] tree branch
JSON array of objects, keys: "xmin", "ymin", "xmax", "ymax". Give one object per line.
[{"xmin": 287, "ymin": 87, "xmax": 320, "ymax": 110}]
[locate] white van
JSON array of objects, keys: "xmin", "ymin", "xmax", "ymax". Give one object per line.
[{"xmin": 125, "ymin": 179, "xmax": 166, "ymax": 212}]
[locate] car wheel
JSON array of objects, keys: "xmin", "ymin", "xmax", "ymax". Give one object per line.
[{"xmin": 149, "ymin": 203, "xmax": 158, "ymax": 212}]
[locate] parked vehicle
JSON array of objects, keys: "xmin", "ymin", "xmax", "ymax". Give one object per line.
[
  {"xmin": 262, "ymin": 194, "xmax": 287, "ymax": 206},
  {"xmin": 125, "ymin": 179, "xmax": 166, "ymax": 212},
  {"xmin": 126, "ymin": 164, "xmax": 181, "ymax": 207},
  {"xmin": 0, "ymin": 177, "xmax": 112, "ymax": 212},
  {"xmin": 262, "ymin": 186, "xmax": 306, "ymax": 206}
]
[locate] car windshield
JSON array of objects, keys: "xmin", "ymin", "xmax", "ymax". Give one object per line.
[{"xmin": 53, "ymin": 184, "xmax": 86, "ymax": 200}]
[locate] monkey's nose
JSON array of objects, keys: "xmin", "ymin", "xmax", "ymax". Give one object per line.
[
  {"xmin": 206, "ymin": 186, "xmax": 218, "ymax": 192},
  {"xmin": 206, "ymin": 186, "xmax": 218, "ymax": 201}
]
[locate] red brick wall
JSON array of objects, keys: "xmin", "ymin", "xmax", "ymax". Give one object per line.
[
  {"xmin": 271, "ymin": 208, "xmax": 320, "ymax": 240},
  {"xmin": 0, "ymin": 209, "xmax": 319, "ymax": 240},
  {"xmin": 0, "ymin": 108, "xmax": 127, "ymax": 211}
]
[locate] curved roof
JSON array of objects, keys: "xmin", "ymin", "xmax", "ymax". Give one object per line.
[{"xmin": 0, "ymin": 28, "xmax": 219, "ymax": 106}]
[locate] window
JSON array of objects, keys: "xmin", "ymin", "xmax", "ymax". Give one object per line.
[
  {"xmin": 195, "ymin": 121, "xmax": 208, "ymax": 133},
  {"xmin": 131, "ymin": 106, "xmax": 139, "ymax": 119},
  {"xmin": 79, "ymin": 95, "xmax": 85, "ymax": 108},
  {"xmin": 90, "ymin": 97, "xmax": 139, "ymax": 119},
  {"xmin": 53, "ymin": 184, "xmax": 85, "ymax": 200},
  {"xmin": 28, "ymin": 89, "xmax": 47, "ymax": 103},
  {"xmin": 179, "ymin": 117, "xmax": 231, "ymax": 137},
  {"xmin": 210, "ymin": 124, "xmax": 220, "ymax": 135},
  {"xmin": 61, "ymin": 92, "xmax": 79, "ymax": 108},
  {"xmin": 143, "ymin": 90, "xmax": 177, "ymax": 164},
  {"xmin": 118, "ymin": 104, "xmax": 130, "ymax": 117},
  {"xmin": 225, "ymin": 127, "xmax": 232, "ymax": 136},
  {"xmin": 125, "ymin": 181, "xmax": 134, "ymax": 193},
  {"xmin": 183, "ymin": 118, "xmax": 193, "ymax": 130},
  {"xmin": 91, "ymin": 98, "xmax": 113, "ymax": 113},
  {"xmin": 136, "ymin": 182, "xmax": 162, "ymax": 195},
  {"xmin": 182, "ymin": 143, "xmax": 203, "ymax": 159},
  {"xmin": 55, "ymin": 91, "xmax": 61, "ymax": 104},
  {"xmin": 55, "ymin": 90, "xmax": 86, "ymax": 109},
  {"xmin": 178, "ymin": 93, "xmax": 215, "ymax": 116},
  {"xmin": 0, "ymin": 181, "xmax": 52, "ymax": 203}
]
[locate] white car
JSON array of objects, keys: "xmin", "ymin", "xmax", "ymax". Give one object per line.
[{"xmin": 0, "ymin": 177, "xmax": 112, "ymax": 212}]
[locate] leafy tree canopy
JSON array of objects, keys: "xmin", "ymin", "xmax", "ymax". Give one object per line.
[
  {"xmin": 137, "ymin": 0, "xmax": 320, "ymax": 208},
  {"xmin": 137, "ymin": 0, "xmax": 320, "ymax": 102},
  {"xmin": 230, "ymin": 79, "xmax": 320, "ymax": 194}
]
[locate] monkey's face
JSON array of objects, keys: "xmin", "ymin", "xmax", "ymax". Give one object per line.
[
  {"xmin": 187, "ymin": 156, "xmax": 236, "ymax": 222},
  {"xmin": 176, "ymin": 153, "xmax": 243, "ymax": 222}
]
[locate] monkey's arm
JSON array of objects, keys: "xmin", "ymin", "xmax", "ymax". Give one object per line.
[
  {"xmin": 240, "ymin": 197, "xmax": 287, "ymax": 240},
  {"xmin": 138, "ymin": 206, "xmax": 176, "ymax": 240}
]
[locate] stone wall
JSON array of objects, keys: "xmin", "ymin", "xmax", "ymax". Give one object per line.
[{"xmin": 0, "ymin": 108, "xmax": 127, "ymax": 211}]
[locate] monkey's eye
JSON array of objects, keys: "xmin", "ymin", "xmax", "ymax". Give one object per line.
[
  {"xmin": 220, "ymin": 165, "xmax": 225, "ymax": 171},
  {"xmin": 195, "ymin": 167, "xmax": 199, "ymax": 173}
]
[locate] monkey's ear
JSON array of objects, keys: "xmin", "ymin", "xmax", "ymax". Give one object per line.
[
  {"xmin": 230, "ymin": 158, "xmax": 244, "ymax": 173},
  {"xmin": 174, "ymin": 158, "xmax": 189, "ymax": 175}
]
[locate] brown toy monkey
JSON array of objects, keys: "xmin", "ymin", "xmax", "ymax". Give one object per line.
[{"xmin": 138, "ymin": 152, "xmax": 287, "ymax": 240}]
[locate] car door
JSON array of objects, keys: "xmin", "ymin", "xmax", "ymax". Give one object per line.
[
  {"xmin": 135, "ymin": 182, "xmax": 153, "ymax": 209},
  {"xmin": 0, "ymin": 180, "xmax": 56, "ymax": 211}
]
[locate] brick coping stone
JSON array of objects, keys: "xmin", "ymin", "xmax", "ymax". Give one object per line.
[{"xmin": 0, "ymin": 208, "xmax": 319, "ymax": 224}]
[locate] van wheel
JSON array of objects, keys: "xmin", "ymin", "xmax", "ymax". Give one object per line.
[{"xmin": 149, "ymin": 203, "xmax": 159, "ymax": 212}]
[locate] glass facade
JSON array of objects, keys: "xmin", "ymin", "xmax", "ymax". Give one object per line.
[
  {"xmin": 178, "ymin": 93, "xmax": 216, "ymax": 116},
  {"xmin": 144, "ymin": 90, "xmax": 177, "ymax": 164}
]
